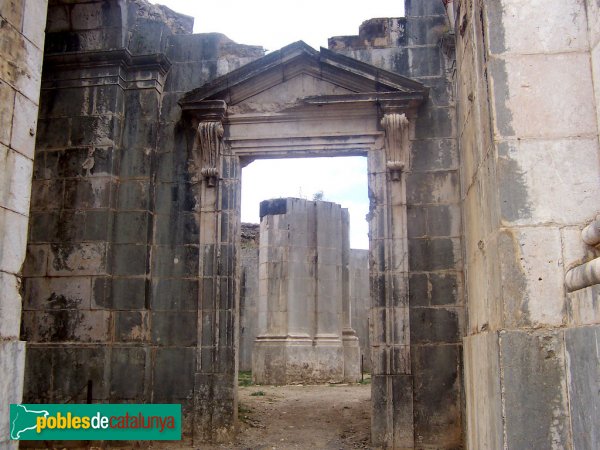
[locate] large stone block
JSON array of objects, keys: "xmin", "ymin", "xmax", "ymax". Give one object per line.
[
  {"xmin": 0, "ymin": 80, "xmax": 15, "ymax": 147},
  {"xmin": 111, "ymin": 243, "xmax": 148, "ymax": 276},
  {"xmin": 498, "ymin": 227, "xmax": 565, "ymax": 327},
  {"xmin": 497, "ymin": 138, "xmax": 600, "ymax": 226},
  {"xmin": 0, "ymin": 272, "xmax": 22, "ymax": 338},
  {"xmin": 485, "ymin": 0, "xmax": 589, "ymax": 55},
  {"xmin": 410, "ymin": 307, "xmax": 462, "ymax": 344},
  {"xmin": 0, "ymin": 207, "xmax": 28, "ymax": 274},
  {"xmin": 47, "ymin": 242, "xmax": 107, "ymax": 276},
  {"xmin": 406, "ymin": 171, "xmax": 460, "ymax": 204},
  {"xmin": 410, "ymin": 138, "xmax": 458, "ymax": 172},
  {"xmin": 0, "ymin": 145, "xmax": 33, "ymax": 215},
  {"xmin": 489, "ymin": 53, "xmax": 597, "ymax": 139},
  {"xmin": 499, "ymin": 329, "xmax": 571, "ymax": 449},
  {"xmin": 51, "ymin": 346, "xmax": 109, "ymax": 401},
  {"xmin": 23, "ymin": 275, "xmax": 91, "ymax": 310},
  {"xmin": 463, "ymin": 332, "xmax": 503, "ymax": 450},
  {"xmin": 110, "ymin": 347, "xmax": 148, "ymax": 400},
  {"xmin": 151, "ymin": 311, "xmax": 197, "ymax": 346},
  {"xmin": 22, "ymin": 309, "xmax": 111, "ymax": 343},
  {"xmin": 153, "ymin": 347, "xmax": 195, "ymax": 401},
  {"xmin": 565, "ymin": 325, "xmax": 600, "ymax": 450}
]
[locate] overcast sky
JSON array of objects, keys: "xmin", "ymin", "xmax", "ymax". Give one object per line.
[{"xmin": 151, "ymin": 0, "xmax": 404, "ymax": 248}]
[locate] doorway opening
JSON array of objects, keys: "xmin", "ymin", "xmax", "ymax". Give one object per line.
[{"xmin": 235, "ymin": 156, "xmax": 372, "ymax": 447}]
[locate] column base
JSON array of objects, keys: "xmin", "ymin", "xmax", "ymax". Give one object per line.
[
  {"xmin": 253, "ymin": 336, "xmax": 345, "ymax": 384},
  {"xmin": 342, "ymin": 328, "xmax": 361, "ymax": 382}
]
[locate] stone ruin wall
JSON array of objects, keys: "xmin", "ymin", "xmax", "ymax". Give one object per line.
[
  {"xmin": 12, "ymin": 0, "xmax": 466, "ymax": 447},
  {"xmin": 456, "ymin": 0, "xmax": 600, "ymax": 448},
  {"xmin": 0, "ymin": 1, "xmax": 48, "ymax": 449},
  {"xmin": 19, "ymin": 0, "xmax": 263, "ymax": 443},
  {"xmin": 239, "ymin": 220, "xmax": 371, "ymax": 375},
  {"xmin": 0, "ymin": 0, "xmax": 598, "ymax": 448}
]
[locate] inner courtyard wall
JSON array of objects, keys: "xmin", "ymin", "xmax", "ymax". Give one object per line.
[{"xmin": 455, "ymin": 0, "xmax": 600, "ymax": 448}]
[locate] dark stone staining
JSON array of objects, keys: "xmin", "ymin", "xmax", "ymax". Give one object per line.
[
  {"xmin": 410, "ymin": 307, "xmax": 461, "ymax": 344},
  {"xmin": 484, "ymin": 0, "xmax": 508, "ymax": 55},
  {"xmin": 113, "ymin": 211, "xmax": 150, "ymax": 244},
  {"xmin": 488, "ymin": 58, "xmax": 515, "ymax": 137},
  {"xmin": 411, "ymin": 139, "xmax": 457, "ymax": 172},
  {"xmin": 497, "ymin": 142, "xmax": 532, "ymax": 222},
  {"xmin": 83, "ymin": 210, "xmax": 113, "ymax": 242},
  {"xmin": 405, "ymin": 0, "xmax": 447, "ymax": 17},
  {"xmin": 409, "ymin": 238, "xmax": 456, "ymax": 271},
  {"xmin": 53, "ymin": 347, "xmax": 109, "ymax": 401},
  {"xmin": 409, "ymin": 273, "xmax": 429, "ymax": 307},
  {"xmin": 112, "ymin": 278, "xmax": 146, "ymax": 310},
  {"xmin": 500, "ymin": 330, "xmax": 570, "ymax": 450},
  {"xmin": 151, "ymin": 279, "xmax": 198, "ymax": 311},
  {"xmin": 117, "ymin": 180, "xmax": 150, "ymax": 210},
  {"xmin": 153, "ymin": 348, "xmax": 195, "ymax": 401},
  {"xmin": 407, "ymin": 205, "xmax": 427, "ymax": 238},
  {"xmin": 151, "ymin": 312, "xmax": 197, "ymax": 346},
  {"xmin": 152, "ymin": 245, "xmax": 199, "ymax": 278},
  {"xmin": 412, "ymin": 344, "xmax": 462, "ymax": 447},
  {"xmin": 260, "ymin": 198, "xmax": 288, "ymax": 219},
  {"xmin": 111, "ymin": 244, "xmax": 148, "ymax": 276},
  {"xmin": 408, "ymin": 47, "xmax": 442, "ymax": 77},
  {"xmin": 565, "ymin": 326, "xmax": 600, "ymax": 450},
  {"xmin": 430, "ymin": 273, "xmax": 458, "ymax": 305},
  {"xmin": 414, "ymin": 107, "xmax": 453, "ymax": 139},
  {"xmin": 110, "ymin": 347, "xmax": 148, "ymax": 400},
  {"xmin": 406, "ymin": 16, "xmax": 448, "ymax": 46},
  {"xmin": 114, "ymin": 311, "xmax": 148, "ymax": 342}
]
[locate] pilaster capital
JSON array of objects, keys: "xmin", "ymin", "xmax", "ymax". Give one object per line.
[{"xmin": 381, "ymin": 113, "xmax": 410, "ymax": 181}]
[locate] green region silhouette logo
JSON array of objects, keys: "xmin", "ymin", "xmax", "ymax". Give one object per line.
[
  {"xmin": 9, "ymin": 404, "xmax": 181, "ymax": 441},
  {"xmin": 11, "ymin": 405, "xmax": 49, "ymax": 439}
]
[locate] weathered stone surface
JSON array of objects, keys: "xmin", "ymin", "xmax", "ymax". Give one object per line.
[
  {"xmin": 0, "ymin": 340, "xmax": 26, "ymax": 447},
  {"xmin": 565, "ymin": 325, "xmax": 600, "ymax": 450},
  {"xmin": 500, "ymin": 330, "xmax": 571, "ymax": 449},
  {"xmin": 253, "ymin": 198, "xmax": 358, "ymax": 384},
  {"xmin": 463, "ymin": 332, "xmax": 503, "ymax": 450}
]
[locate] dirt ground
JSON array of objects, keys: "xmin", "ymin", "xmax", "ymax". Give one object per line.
[
  {"xmin": 197, "ymin": 382, "xmax": 372, "ymax": 450},
  {"xmin": 234, "ymin": 383, "xmax": 370, "ymax": 449},
  {"xmin": 27, "ymin": 382, "xmax": 371, "ymax": 450}
]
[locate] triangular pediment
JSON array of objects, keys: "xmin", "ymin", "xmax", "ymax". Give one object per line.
[{"xmin": 179, "ymin": 41, "xmax": 428, "ymax": 109}]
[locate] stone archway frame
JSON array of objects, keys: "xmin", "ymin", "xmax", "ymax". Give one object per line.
[{"xmin": 179, "ymin": 41, "xmax": 428, "ymax": 447}]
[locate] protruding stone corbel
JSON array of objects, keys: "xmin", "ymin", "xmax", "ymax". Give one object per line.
[
  {"xmin": 196, "ymin": 120, "xmax": 224, "ymax": 187},
  {"xmin": 381, "ymin": 113, "xmax": 410, "ymax": 181}
]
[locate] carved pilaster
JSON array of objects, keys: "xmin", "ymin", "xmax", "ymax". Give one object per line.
[{"xmin": 381, "ymin": 113, "xmax": 410, "ymax": 181}]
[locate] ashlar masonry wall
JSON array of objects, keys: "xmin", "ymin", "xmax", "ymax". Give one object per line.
[
  {"xmin": 455, "ymin": 0, "xmax": 600, "ymax": 448},
  {"xmin": 21, "ymin": 0, "xmax": 264, "ymax": 444},
  {"xmin": 330, "ymin": 2, "xmax": 464, "ymax": 447},
  {"xmin": 0, "ymin": 1, "xmax": 47, "ymax": 448}
]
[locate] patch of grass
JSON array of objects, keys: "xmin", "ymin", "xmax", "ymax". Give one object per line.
[
  {"xmin": 250, "ymin": 390, "xmax": 266, "ymax": 396},
  {"xmin": 238, "ymin": 371, "xmax": 253, "ymax": 387}
]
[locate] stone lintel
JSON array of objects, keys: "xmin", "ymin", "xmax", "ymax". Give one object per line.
[{"xmin": 180, "ymin": 100, "xmax": 228, "ymax": 123}]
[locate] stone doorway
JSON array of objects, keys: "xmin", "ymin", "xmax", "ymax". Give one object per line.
[{"xmin": 180, "ymin": 41, "xmax": 427, "ymax": 447}]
